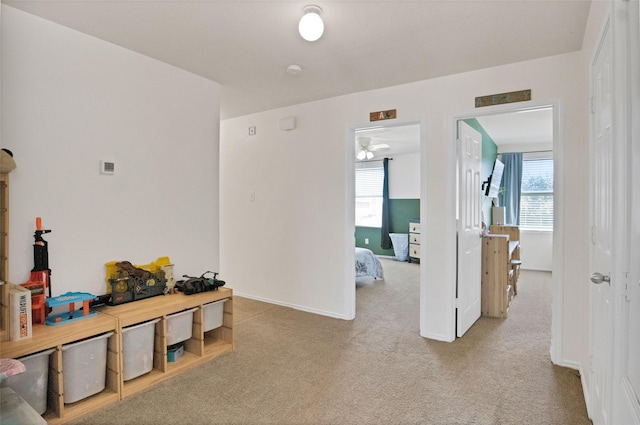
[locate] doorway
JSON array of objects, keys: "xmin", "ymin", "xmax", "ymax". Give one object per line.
[
  {"xmin": 348, "ymin": 119, "xmax": 425, "ymax": 318},
  {"xmin": 453, "ymin": 101, "xmax": 560, "ymax": 348}
]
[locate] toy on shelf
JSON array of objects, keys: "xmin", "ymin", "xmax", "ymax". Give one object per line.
[
  {"xmin": 32, "ymin": 217, "xmax": 52, "ymax": 298},
  {"xmin": 45, "ymin": 292, "xmax": 98, "ymax": 326},
  {"xmin": 20, "ymin": 217, "xmax": 53, "ymax": 325},
  {"xmin": 103, "ymin": 257, "xmax": 169, "ymax": 305},
  {"xmin": 175, "ymin": 271, "xmax": 225, "ymax": 295}
]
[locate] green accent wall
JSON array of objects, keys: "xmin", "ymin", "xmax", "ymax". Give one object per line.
[
  {"xmin": 355, "ymin": 198, "xmax": 420, "ymax": 255},
  {"xmin": 463, "ymin": 118, "xmax": 498, "ymax": 227}
]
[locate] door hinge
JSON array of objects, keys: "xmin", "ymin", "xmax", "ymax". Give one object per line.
[
  {"xmin": 623, "ymin": 272, "xmax": 631, "ymax": 302},
  {"xmin": 590, "ymin": 96, "xmax": 596, "ymax": 114}
]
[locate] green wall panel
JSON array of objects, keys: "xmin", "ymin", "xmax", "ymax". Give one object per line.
[
  {"xmin": 463, "ymin": 118, "xmax": 498, "ymax": 227},
  {"xmin": 355, "ymin": 198, "xmax": 420, "ymax": 255}
]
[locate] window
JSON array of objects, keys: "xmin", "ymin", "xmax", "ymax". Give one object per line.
[
  {"xmin": 520, "ymin": 158, "xmax": 553, "ymax": 230},
  {"xmin": 355, "ymin": 165, "xmax": 383, "ymax": 227}
]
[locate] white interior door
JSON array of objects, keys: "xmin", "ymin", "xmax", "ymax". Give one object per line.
[
  {"xmin": 614, "ymin": 1, "xmax": 640, "ymax": 422},
  {"xmin": 590, "ymin": 18, "xmax": 613, "ymax": 425},
  {"xmin": 456, "ymin": 121, "xmax": 482, "ymax": 337}
]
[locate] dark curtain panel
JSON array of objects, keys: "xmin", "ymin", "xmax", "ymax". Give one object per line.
[
  {"xmin": 380, "ymin": 158, "xmax": 392, "ymax": 249},
  {"xmin": 498, "ymin": 152, "xmax": 523, "ymax": 225}
]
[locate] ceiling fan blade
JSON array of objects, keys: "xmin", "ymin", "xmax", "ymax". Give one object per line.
[{"xmin": 370, "ymin": 144, "xmax": 390, "ymax": 151}]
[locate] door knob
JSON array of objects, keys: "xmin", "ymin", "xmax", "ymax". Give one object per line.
[{"xmin": 590, "ymin": 272, "xmax": 610, "ymax": 284}]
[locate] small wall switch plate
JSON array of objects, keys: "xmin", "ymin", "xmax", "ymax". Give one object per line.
[
  {"xmin": 100, "ymin": 160, "xmax": 115, "ymax": 175},
  {"xmin": 248, "ymin": 126, "xmax": 256, "ymax": 136},
  {"xmin": 365, "ymin": 238, "xmax": 369, "ymax": 244}
]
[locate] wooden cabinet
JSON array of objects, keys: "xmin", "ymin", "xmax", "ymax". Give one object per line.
[
  {"xmin": 0, "ymin": 288, "xmax": 234, "ymax": 424},
  {"xmin": 408, "ymin": 221, "xmax": 420, "ymax": 262},
  {"xmin": 490, "ymin": 225, "xmax": 520, "ymax": 244},
  {"xmin": 481, "ymin": 233, "xmax": 520, "ymax": 319},
  {"xmin": 490, "ymin": 225, "xmax": 521, "ymax": 286}
]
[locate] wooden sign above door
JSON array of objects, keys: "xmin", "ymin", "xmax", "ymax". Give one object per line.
[
  {"xmin": 475, "ymin": 89, "xmax": 531, "ymax": 108},
  {"xmin": 370, "ymin": 109, "xmax": 397, "ymax": 121}
]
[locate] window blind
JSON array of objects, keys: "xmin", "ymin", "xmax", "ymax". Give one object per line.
[
  {"xmin": 520, "ymin": 158, "xmax": 553, "ymax": 230},
  {"xmin": 355, "ymin": 167, "xmax": 384, "ymax": 198}
]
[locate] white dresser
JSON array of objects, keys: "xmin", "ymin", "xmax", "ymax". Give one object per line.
[{"xmin": 409, "ymin": 221, "xmax": 420, "ymax": 263}]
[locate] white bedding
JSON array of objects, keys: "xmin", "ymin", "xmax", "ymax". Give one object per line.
[{"xmin": 355, "ymin": 247, "xmax": 384, "ymax": 279}]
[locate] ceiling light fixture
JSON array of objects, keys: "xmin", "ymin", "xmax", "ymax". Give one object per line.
[
  {"xmin": 287, "ymin": 64, "xmax": 302, "ymax": 75},
  {"xmin": 298, "ymin": 5, "xmax": 324, "ymax": 41},
  {"xmin": 356, "ymin": 137, "xmax": 389, "ymax": 161}
]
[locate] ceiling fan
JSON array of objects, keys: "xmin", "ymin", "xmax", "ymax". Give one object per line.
[{"xmin": 356, "ymin": 137, "xmax": 390, "ymax": 160}]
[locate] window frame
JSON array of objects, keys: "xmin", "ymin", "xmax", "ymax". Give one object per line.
[
  {"xmin": 355, "ymin": 162, "xmax": 384, "ymax": 228},
  {"xmin": 519, "ymin": 154, "xmax": 554, "ymax": 231}
]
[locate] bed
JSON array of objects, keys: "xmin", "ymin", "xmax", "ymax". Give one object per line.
[{"xmin": 355, "ymin": 247, "xmax": 384, "ymax": 279}]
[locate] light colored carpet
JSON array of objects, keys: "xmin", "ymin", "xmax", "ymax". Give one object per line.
[{"xmin": 69, "ymin": 259, "xmax": 590, "ymax": 425}]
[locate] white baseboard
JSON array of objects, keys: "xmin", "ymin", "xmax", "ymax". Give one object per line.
[
  {"xmin": 552, "ymin": 358, "xmax": 593, "ymax": 421},
  {"xmin": 233, "ymin": 291, "xmax": 352, "ymax": 320},
  {"xmin": 420, "ymin": 330, "xmax": 454, "ymax": 342}
]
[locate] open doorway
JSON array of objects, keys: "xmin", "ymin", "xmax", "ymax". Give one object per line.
[
  {"xmin": 350, "ymin": 120, "xmax": 423, "ymax": 317},
  {"xmin": 454, "ymin": 102, "xmax": 558, "ymax": 345}
]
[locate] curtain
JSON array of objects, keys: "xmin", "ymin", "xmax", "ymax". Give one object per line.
[
  {"xmin": 380, "ymin": 158, "xmax": 392, "ymax": 249},
  {"xmin": 498, "ymin": 153, "xmax": 523, "ymax": 225}
]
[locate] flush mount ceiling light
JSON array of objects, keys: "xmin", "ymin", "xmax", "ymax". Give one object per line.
[
  {"xmin": 298, "ymin": 5, "xmax": 324, "ymax": 41},
  {"xmin": 286, "ymin": 64, "xmax": 302, "ymax": 75}
]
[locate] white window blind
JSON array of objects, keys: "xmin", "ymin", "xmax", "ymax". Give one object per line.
[
  {"xmin": 520, "ymin": 158, "xmax": 553, "ymax": 230},
  {"xmin": 355, "ymin": 166, "xmax": 384, "ymax": 227}
]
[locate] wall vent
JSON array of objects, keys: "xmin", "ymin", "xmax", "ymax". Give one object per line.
[{"xmin": 100, "ymin": 160, "xmax": 115, "ymax": 175}]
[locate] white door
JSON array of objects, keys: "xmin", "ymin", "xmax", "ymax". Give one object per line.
[
  {"xmin": 456, "ymin": 121, "xmax": 482, "ymax": 337},
  {"xmin": 590, "ymin": 4, "xmax": 640, "ymax": 423},
  {"xmin": 614, "ymin": 1, "xmax": 640, "ymax": 422},
  {"xmin": 590, "ymin": 18, "xmax": 613, "ymax": 425}
]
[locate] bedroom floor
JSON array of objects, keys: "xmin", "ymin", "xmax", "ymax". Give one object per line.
[{"xmin": 70, "ymin": 258, "xmax": 590, "ymax": 425}]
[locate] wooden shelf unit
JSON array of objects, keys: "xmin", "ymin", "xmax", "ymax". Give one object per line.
[
  {"xmin": 490, "ymin": 225, "xmax": 521, "ymax": 286},
  {"xmin": 0, "ymin": 288, "xmax": 234, "ymax": 424},
  {"xmin": 98, "ymin": 287, "xmax": 234, "ymax": 399},
  {"xmin": 481, "ymin": 233, "xmax": 520, "ymax": 319},
  {"xmin": 0, "ymin": 313, "xmax": 120, "ymax": 425},
  {"xmin": 1, "ymin": 173, "xmax": 9, "ymax": 341}
]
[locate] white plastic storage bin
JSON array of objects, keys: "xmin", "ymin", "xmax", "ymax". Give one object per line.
[
  {"xmin": 166, "ymin": 308, "xmax": 197, "ymax": 346},
  {"xmin": 2, "ymin": 348, "xmax": 55, "ymax": 414},
  {"xmin": 0, "ymin": 388, "xmax": 47, "ymax": 425},
  {"xmin": 122, "ymin": 318, "xmax": 160, "ymax": 381},
  {"xmin": 203, "ymin": 299, "xmax": 227, "ymax": 332},
  {"xmin": 62, "ymin": 332, "xmax": 113, "ymax": 404}
]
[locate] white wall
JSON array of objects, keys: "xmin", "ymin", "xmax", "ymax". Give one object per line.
[
  {"xmin": 221, "ymin": 46, "xmax": 594, "ymax": 363},
  {"xmin": 520, "ymin": 231, "xmax": 553, "ymax": 271},
  {"xmin": 389, "ymin": 152, "xmax": 420, "ymax": 199},
  {"xmin": 2, "ymin": 6, "xmax": 221, "ymax": 297}
]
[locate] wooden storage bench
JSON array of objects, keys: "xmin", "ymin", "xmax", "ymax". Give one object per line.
[
  {"xmin": 99, "ymin": 287, "xmax": 234, "ymax": 399},
  {"xmin": 0, "ymin": 287, "xmax": 234, "ymax": 424}
]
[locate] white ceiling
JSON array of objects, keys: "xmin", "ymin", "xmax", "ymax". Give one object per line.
[
  {"xmin": 355, "ymin": 124, "xmax": 421, "ymax": 158},
  {"xmin": 476, "ymin": 107, "xmax": 554, "ymax": 147},
  {"xmin": 4, "ymin": 0, "xmax": 592, "ymax": 120}
]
